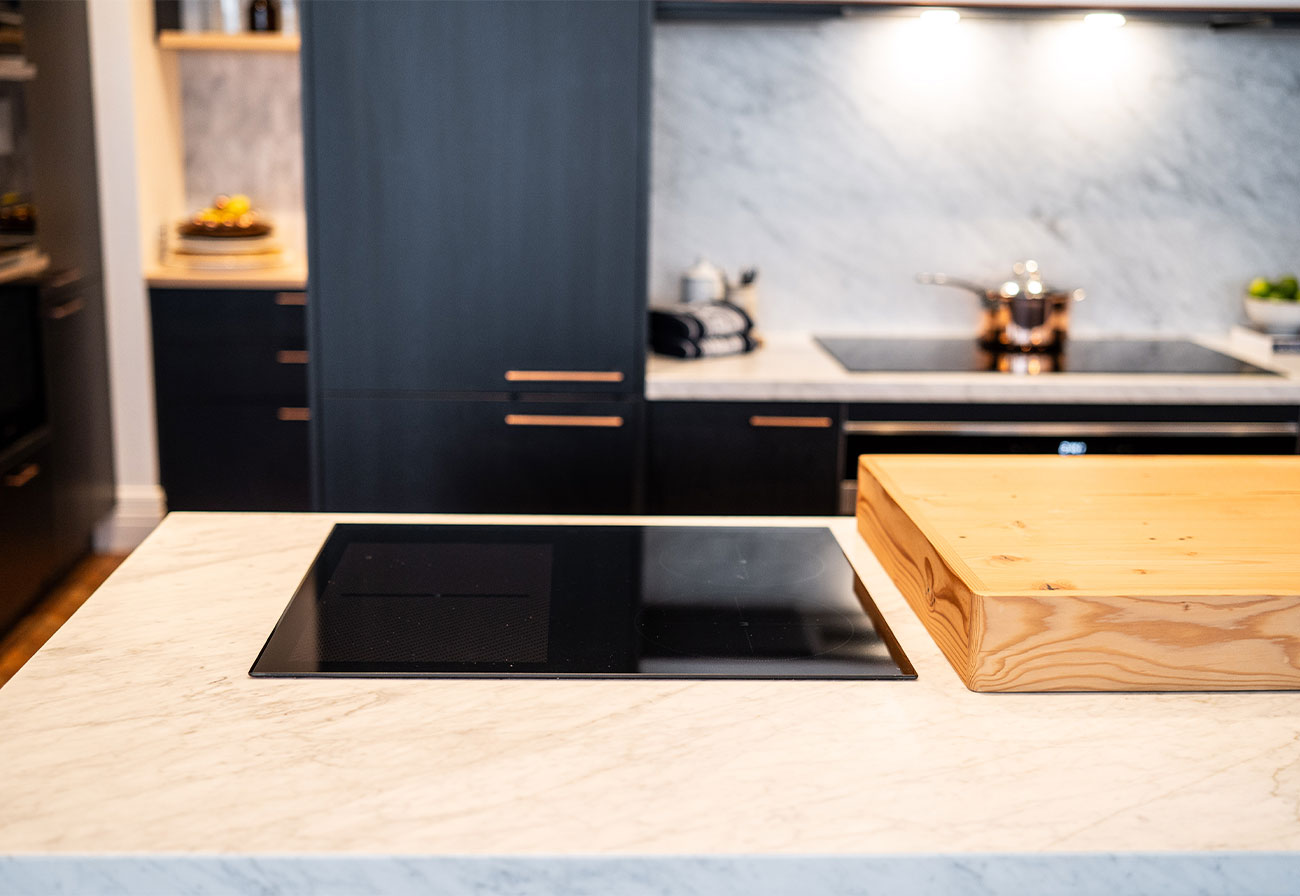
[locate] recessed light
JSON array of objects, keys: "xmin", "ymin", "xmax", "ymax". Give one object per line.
[
  {"xmin": 1083, "ymin": 12, "xmax": 1127, "ymax": 28},
  {"xmin": 919, "ymin": 8, "xmax": 962, "ymax": 26}
]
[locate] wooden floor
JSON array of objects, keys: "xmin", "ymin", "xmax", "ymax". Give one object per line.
[{"xmin": 0, "ymin": 554, "xmax": 126, "ymax": 689}]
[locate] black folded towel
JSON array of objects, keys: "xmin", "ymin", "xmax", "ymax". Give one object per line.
[
  {"xmin": 650, "ymin": 301, "xmax": 752, "ymax": 342},
  {"xmin": 653, "ymin": 332, "xmax": 758, "ymax": 359},
  {"xmin": 649, "ymin": 301, "xmax": 755, "ymax": 358}
]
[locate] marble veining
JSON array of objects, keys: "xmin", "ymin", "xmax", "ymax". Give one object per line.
[
  {"xmin": 179, "ymin": 51, "xmax": 305, "ymax": 254},
  {"xmin": 1, "ymin": 511, "xmax": 1299, "ymax": 895},
  {"xmin": 651, "ymin": 19, "xmax": 1300, "ymax": 335},
  {"xmin": 4, "ymin": 855, "xmax": 1300, "ymax": 896},
  {"xmin": 644, "ymin": 331, "xmax": 1300, "ymax": 403}
]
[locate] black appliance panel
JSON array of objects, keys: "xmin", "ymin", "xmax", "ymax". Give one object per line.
[
  {"xmin": 0, "ymin": 285, "xmax": 46, "ymax": 453},
  {"xmin": 815, "ymin": 336, "xmax": 1278, "ymax": 376},
  {"xmin": 251, "ymin": 524, "xmax": 915, "ymax": 680}
]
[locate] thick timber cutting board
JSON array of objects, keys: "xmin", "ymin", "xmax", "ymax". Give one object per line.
[{"xmin": 856, "ymin": 455, "xmax": 1300, "ymax": 692}]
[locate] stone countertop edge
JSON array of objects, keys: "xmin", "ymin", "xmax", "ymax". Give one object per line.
[
  {"xmin": 644, "ymin": 331, "xmax": 1300, "ymax": 404},
  {"xmin": 145, "ymin": 260, "xmax": 309, "ymax": 291},
  {"xmin": 2, "ymin": 853, "xmax": 1299, "ymax": 896},
  {"xmin": 1, "ymin": 512, "xmax": 1298, "ymax": 895}
]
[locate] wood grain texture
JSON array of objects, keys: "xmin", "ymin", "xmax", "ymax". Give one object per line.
[{"xmin": 856, "ymin": 455, "xmax": 1300, "ymax": 692}]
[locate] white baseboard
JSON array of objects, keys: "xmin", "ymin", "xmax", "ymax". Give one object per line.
[{"xmin": 93, "ymin": 483, "xmax": 167, "ymax": 554}]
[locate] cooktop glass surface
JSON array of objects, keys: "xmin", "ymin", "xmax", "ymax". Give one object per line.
[
  {"xmin": 250, "ymin": 524, "xmax": 915, "ymax": 680},
  {"xmin": 814, "ymin": 337, "xmax": 1277, "ymax": 376}
]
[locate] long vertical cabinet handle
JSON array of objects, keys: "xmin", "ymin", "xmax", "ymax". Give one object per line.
[
  {"xmin": 3, "ymin": 463, "xmax": 41, "ymax": 488},
  {"xmin": 748, "ymin": 415, "xmax": 833, "ymax": 429},
  {"xmin": 504, "ymin": 370, "xmax": 624, "ymax": 384},
  {"xmin": 504, "ymin": 414, "xmax": 624, "ymax": 428}
]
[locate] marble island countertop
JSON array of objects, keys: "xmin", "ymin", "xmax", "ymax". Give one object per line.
[
  {"xmin": 1, "ymin": 512, "xmax": 1298, "ymax": 895},
  {"xmin": 646, "ymin": 331, "xmax": 1300, "ymax": 404}
]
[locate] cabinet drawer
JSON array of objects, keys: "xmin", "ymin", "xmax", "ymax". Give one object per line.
[
  {"xmin": 155, "ymin": 400, "xmax": 311, "ymax": 511},
  {"xmin": 321, "ymin": 397, "xmax": 643, "ymax": 513},
  {"xmin": 0, "ymin": 442, "xmax": 57, "ymax": 635},
  {"xmin": 150, "ymin": 289, "xmax": 307, "ymax": 401},
  {"xmin": 647, "ymin": 401, "xmax": 841, "ymax": 515}
]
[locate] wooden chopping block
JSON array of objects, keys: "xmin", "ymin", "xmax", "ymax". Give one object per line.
[{"xmin": 856, "ymin": 455, "xmax": 1300, "ymax": 692}]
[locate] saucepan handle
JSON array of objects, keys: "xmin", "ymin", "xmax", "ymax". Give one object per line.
[{"xmin": 917, "ymin": 273, "xmax": 1000, "ymax": 310}]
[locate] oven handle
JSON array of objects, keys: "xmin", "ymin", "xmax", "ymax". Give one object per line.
[
  {"xmin": 842, "ymin": 420, "xmax": 1300, "ymax": 438},
  {"xmin": 3, "ymin": 462, "xmax": 41, "ymax": 488},
  {"xmin": 45, "ymin": 297, "xmax": 86, "ymax": 320}
]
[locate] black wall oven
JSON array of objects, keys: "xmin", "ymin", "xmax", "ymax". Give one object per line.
[
  {"xmin": 839, "ymin": 402, "xmax": 1300, "ymax": 512},
  {"xmin": 0, "ymin": 283, "xmax": 47, "ymax": 456},
  {"xmin": 0, "ymin": 282, "xmax": 55, "ymax": 635}
]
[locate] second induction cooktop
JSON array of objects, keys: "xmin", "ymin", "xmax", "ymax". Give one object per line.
[
  {"xmin": 250, "ymin": 524, "xmax": 915, "ymax": 680},
  {"xmin": 815, "ymin": 336, "xmax": 1278, "ymax": 375}
]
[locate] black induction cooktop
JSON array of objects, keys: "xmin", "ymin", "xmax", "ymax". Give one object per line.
[
  {"xmin": 815, "ymin": 336, "xmax": 1277, "ymax": 376},
  {"xmin": 250, "ymin": 524, "xmax": 915, "ymax": 680}
]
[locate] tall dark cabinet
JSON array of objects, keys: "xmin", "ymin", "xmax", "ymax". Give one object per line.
[
  {"xmin": 25, "ymin": 1, "xmax": 115, "ymax": 572},
  {"xmin": 303, "ymin": 0, "xmax": 650, "ymax": 512},
  {"xmin": 0, "ymin": 1, "xmax": 115, "ymax": 636}
]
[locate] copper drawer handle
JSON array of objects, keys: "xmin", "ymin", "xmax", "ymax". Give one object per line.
[
  {"xmin": 3, "ymin": 462, "xmax": 40, "ymax": 488},
  {"xmin": 274, "ymin": 292, "xmax": 307, "ymax": 306},
  {"xmin": 505, "ymin": 370, "xmax": 624, "ymax": 383},
  {"xmin": 276, "ymin": 350, "xmax": 309, "ymax": 365},
  {"xmin": 47, "ymin": 268, "xmax": 83, "ymax": 289},
  {"xmin": 504, "ymin": 414, "xmax": 624, "ymax": 428},
  {"xmin": 749, "ymin": 415, "xmax": 833, "ymax": 429},
  {"xmin": 47, "ymin": 298, "xmax": 85, "ymax": 320},
  {"xmin": 277, "ymin": 407, "xmax": 311, "ymax": 422}
]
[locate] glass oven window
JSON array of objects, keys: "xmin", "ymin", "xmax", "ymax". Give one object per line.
[{"xmin": 0, "ymin": 285, "xmax": 45, "ymax": 451}]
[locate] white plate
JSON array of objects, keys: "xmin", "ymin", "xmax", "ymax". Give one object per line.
[
  {"xmin": 163, "ymin": 249, "xmax": 286, "ymax": 271},
  {"xmin": 174, "ymin": 233, "xmax": 280, "ymax": 255}
]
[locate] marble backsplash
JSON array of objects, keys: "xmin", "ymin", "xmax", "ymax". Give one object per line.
[
  {"xmin": 175, "ymin": 16, "xmax": 1300, "ymax": 336},
  {"xmin": 178, "ymin": 50, "xmax": 305, "ymax": 255},
  {"xmin": 651, "ymin": 15, "xmax": 1300, "ymax": 336}
]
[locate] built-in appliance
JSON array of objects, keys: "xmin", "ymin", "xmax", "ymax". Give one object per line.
[
  {"xmin": 815, "ymin": 336, "xmax": 1278, "ymax": 376},
  {"xmin": 818, "ymin": 337, "xmax": 1299, "ymax": 514},
  {"xmin": 0, "ymin": 282, "xmax": 54, "ymax": 637},
  {"xmin": 251, "ymin": 524, "xmax": 916, "ymax": 680},
  {"xmin": 0, "ymin": 283, "xmax": 46, "ymax": 456}
]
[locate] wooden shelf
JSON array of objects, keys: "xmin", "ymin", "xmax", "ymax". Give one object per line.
[{"xmin": 157, "ymin": 31, "xmax": 299, "ymax": 52}]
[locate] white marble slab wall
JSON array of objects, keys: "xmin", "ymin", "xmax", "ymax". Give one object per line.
[
  {"xmin": 651, "ymin": 16, "xmax": 1300, "ymax": 336},
  {"xmin": 178, "ymin": 50, "xmax": 305, "ymax": 256}
]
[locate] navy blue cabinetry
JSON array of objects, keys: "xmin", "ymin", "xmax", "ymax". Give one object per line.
[
  {"xmin": 150, "ymin": 288, "xmax": 311, "ymax": 511},
  {"xmin": 647, "ymin": 402, "xmax": 843, "ymax": 515},
  {"xmin": 304, "ymin": 0, "xmax": 650, "ymax": 511}
]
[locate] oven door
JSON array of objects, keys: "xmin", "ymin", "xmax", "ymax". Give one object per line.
[
  {"xmin": 0, "ymin": 284, "xmax": 47, "ymax": 455},
  {"xmin": 840, "ymin": 419, "xmax": 1300, "ymax": 513}
]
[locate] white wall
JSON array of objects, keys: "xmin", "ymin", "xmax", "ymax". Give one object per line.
[{"xmin": 86, "ymin": 0, "xmax": 179, "ymax": 551}]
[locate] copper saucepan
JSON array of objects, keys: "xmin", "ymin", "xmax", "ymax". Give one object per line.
[{"xmin": 917, "ymin": 261, "xmax": 1085, "ymax": 351}]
